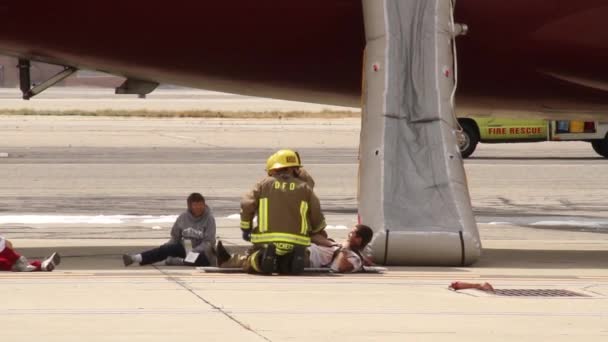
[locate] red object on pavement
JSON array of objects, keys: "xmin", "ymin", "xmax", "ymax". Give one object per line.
[{"xmin": 450, "ymin": 281, "xmax": 495, "ymax": 292}]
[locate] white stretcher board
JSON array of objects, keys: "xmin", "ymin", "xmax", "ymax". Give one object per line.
[{"xmin": 196, "ymin": 266, "xmax": 387, "ymax": 274}]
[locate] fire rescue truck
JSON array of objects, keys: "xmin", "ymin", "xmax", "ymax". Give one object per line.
[{"xmin": 458, "ymin": 118, "xmax": 608, "ymax": 158}]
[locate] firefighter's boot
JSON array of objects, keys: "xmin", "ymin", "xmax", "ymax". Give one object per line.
[
  {"xmin": 290, "ymin": 245, "xmax": 306, "ymax": 275},
  {"xmin": 260, "ymin": 244, "xmax": 276, "ymax": 274},
  {"xmin": 216, "ymin": 240, "xmax": 231, "ymax": 267}
]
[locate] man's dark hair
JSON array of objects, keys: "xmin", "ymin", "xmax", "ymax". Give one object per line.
[
  {"xmin": 187, "ymin": 192, "xmax": 205, "ymax": 206},
  {"xmin": 355, "ymin": 224, "xmax": 373, "ymax": 248}
]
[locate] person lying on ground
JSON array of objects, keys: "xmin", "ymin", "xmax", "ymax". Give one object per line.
[
  {"xmin": 0, "ymin": 235, "xmax": 60, "ymax": 272},
  {"xmin": 309, "ymin": 224, "xmax": 374, "ymax": 273},
  {"xmin": 217, "ymin": 224, "xmax": 374, "ymax": 273},
  {"xmin": 122, "ymin": 192, "xmax": 216, "ymax": 267}
]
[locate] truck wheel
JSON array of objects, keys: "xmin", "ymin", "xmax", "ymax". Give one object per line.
[
  {"xmin": 591, "ymin": 137, "xmax": 608, "ymax": 158},
  {"xmin": 459, "ymin": 121, "xmax": 479, "ymax": 158}
]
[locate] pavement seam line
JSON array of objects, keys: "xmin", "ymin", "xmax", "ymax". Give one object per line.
[{"xmin": 154, "ymin": 266, "xmax": 272, "ymax": 342}]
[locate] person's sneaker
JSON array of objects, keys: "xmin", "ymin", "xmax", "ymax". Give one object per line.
[
  {"xmin": 165, "ymin": 256, "xmax": 184, "ymax": 266},
  {"xmin": 41, "ymin": 261, "xmax": 55, "ymax": 272},
  {"xmin": 260, "ymin": 244, "xmax": 276, "ymax": 274},
  {"xmin": 290, "ymin": 245, "xmax": 306, "ymax": 275},
  {"xmin": 122, "ymin": 254, "xmax": 134, "ymax": 267},
  {"xmin": 41, "ymin": 252, "xmax": 60, "ymax": 271},
  {"xmin": 216, "ymin": 240, "xmax": 231, "ymax": 266}
]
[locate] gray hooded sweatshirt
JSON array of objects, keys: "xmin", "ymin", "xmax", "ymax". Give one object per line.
[{"xmin": 169, "ymin": 206, "xmax": 216, "ymax": 254}]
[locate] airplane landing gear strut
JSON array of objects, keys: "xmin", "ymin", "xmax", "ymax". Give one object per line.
[{"xmin": 18, "ymin": 58, "xmax": 77, "ymax": 100}]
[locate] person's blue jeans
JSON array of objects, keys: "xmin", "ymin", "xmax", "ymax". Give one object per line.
[{"xmin": 140, "ymin": 242, "xmax": 209, "ymax": 266}]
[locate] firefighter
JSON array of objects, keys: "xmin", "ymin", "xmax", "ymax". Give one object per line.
[
  {"xmin": 241, "ymin": 149, "xmax": 326, "ymax": 274},
  {"xmin": 265, "ymin": 149, "xmax": 315, "ymax": 189}
]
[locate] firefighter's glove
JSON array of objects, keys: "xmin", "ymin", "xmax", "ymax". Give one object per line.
[
  {"xmin": 241, "ymin": 229, "xmax": 251, "ymax": 242},
  {"xmin": 182, "ymin": 227, "xmax": 203, "ymax": 240}
]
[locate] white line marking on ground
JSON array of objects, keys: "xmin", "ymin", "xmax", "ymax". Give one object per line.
[
  {"xmin": 531, "ymin": 221, "xmax": 605, "ymax": 228},
  {"xmin": 0, "ymin": 215, "xmax": 177, "ymax": 225}
]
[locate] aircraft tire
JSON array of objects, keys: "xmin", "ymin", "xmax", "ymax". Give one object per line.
[
  {"xmin": 459, "ymin": 121, "xmax": 479, "ymax": 158},
  {"xmin": 591, "ymin": 137, "xmax": 608, "ymax": 158}
]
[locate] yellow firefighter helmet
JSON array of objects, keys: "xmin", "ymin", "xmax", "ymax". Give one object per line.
[{"xmin": 266, "ymin": 149, "xmax": 301, "ymax": 173}]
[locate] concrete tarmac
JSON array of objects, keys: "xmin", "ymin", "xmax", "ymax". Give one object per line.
[{"xmin": 1, "ymin": 111, "xmax": 608, "ymax": 341}]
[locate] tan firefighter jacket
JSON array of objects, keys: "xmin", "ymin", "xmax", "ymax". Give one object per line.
[{"xmin": 240, "ymin": 172, "xmax": 326, "ymax": 247}]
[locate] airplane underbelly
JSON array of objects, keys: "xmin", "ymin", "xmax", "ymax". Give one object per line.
[
  {"xmin": 0, "ymin": 1, "xmax": 607, "ymax": 113},
  {"xmin": 0, "ymin": 1, "xmax": 365, "ymax": 105}
]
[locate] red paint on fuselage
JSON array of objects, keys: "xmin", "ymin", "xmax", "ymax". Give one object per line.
[
  {"xmin": 455, "ymin": 0, "xmax": 608, "ymax": 115},
  {"xmin": 0, "ymin": 1, "xmax": 607, "ymax": 115}
]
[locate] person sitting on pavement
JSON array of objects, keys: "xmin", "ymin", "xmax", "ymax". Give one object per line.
[
  {"xmin": 122, "ymin": 192, "xmax": 216, "ymax": 267},
  {"xmin": 0, "ymin": 235, "xmax": 60, "ymax": 272},
  {"xmin": 217, "ymin": 224, "xmax": 374, "ymax": 273}
]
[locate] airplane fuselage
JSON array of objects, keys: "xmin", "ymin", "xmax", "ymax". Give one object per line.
[{"xmin": 0, "ymin": 1, "xmax": 607, "ymax": 116}]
